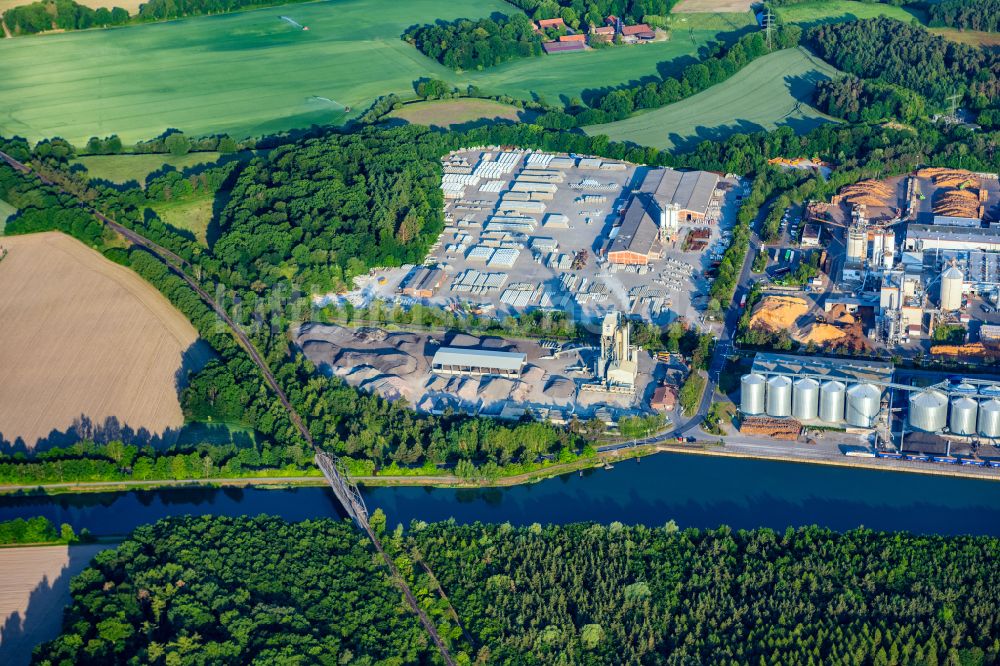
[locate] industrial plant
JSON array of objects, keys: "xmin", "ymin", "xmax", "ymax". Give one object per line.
[{"xmin": 738, "ymin": 352, "xmax": 1000, "ymax": 465}]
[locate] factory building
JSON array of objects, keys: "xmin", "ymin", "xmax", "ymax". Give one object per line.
[
  {"xmin": 431, "ymin": 347, "xmax": 527, "ymax": 379},
  {"xmin": 399, "ymin": 266, "xmax": 445, "ymax": 298},
  {"xmin": 607, "ymin": 194, "xmax": 663, "ymax": 265},
  {"xmin": 903, "ymin": 224, "xmax": 1000, "ymax": 252},
  {"xmin": 741, "ymin": 353, "xmax": 894, "ymax": 429},
  {"xmin": 639, "ymin": 168, "xmax": 719, "ymax": 222},
  {"xmin": 594, "ymin": 311, "xmax": 639, "ymax": 392}
]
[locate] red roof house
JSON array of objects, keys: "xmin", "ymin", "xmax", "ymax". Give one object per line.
[
  {"xmin": 621, "ymin": 23, "xmax": 655, "ymax": 40},
  {"xmin": 537, "ymin": 17, "xmax": 566, "ymax": 30},
  {"xmin": 559, "ymin": 33, "xmax": 586, "ymax": 42}
]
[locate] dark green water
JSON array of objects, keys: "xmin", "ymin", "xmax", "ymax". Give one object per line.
[{"xmin": 2, "ymin": 453, "xmax": 999, "ymax": 536}]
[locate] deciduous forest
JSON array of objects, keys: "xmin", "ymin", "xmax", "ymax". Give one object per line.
[{"xmin": 404, "ymin": 13, "xmax": 542, "ymax": 71}]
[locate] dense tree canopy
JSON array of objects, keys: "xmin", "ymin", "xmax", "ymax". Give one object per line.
[
  {"xmin": 414, "ymin": 520, "xmax": 1000, "ymax": 664},
  {"xmin": 32, "ymin": 516, "xmax": 438, "ymax": 665},
  {"xmin": 506, "ymin": 0, "xmax": 677, "ymax": 28},
  {"xmin": 814, "ymin": 76, "xmax": 927, "ymax": 124},
  {"xmin": 403, "ymin": 13, "xmax": 542, "ymax": 71},
  {"xmin": 927, "ymin": 0, "xmax": 1000, "ymax": 33},
  {"xmin": 806, "ymin": 17, "xmax": 1000, "ymax": 111}
]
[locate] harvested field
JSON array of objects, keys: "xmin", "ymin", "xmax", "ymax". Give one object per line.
[
  {"xmin": 673, "ymin": 0, "xmax": 752, "ymax": 12},
  {"xmin": 0, "ymin": 232, "xmax": 211, "ymax": 449},
  {"xmin": 930, "ymin": 28, "xmax": 1000, "ymax": 50},
  {"xmin": 388, "ymin": 99, "xmax": 533, "ymax": 128},
  {"xmin": 0, "ymin": 543, "xmax": 112, "ymax": 666},
  {"xmin": 749, "ymin": 295, "xmax": 810, "ymax": 331}
]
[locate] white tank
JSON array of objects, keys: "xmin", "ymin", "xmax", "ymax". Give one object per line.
[
  {"xmin": 847, "ymin": 227, "xmax": 866, "ymax": 263},
  {"xmin": 980, "ymin": 384, "xmax": 1000, "ymax": 398},
  {"xmin": 940, "ymin": 265, "xmax": 963, "ymax": 311},
  {"xmin": 766, "ymin": 375, "xmax": 793, "ymax": 417},
  {"xmin": 954, "ymin": 382, "xmax": 978, "ymax": 395},
  {"xmin": 949, "ymin": 396, "xmax": 978, "ymax": 436},
  {"xmin": 819, "ymin": 380, "xmax": 846, "ymax": 423},
  {"xmin": 846, "ymin": 383, "xmax": 881, "ymax": 428},
  {"xmin": 908, "ymin": 389, "xmax": 948, "ymax": 432},
  {"xmin": 741, "ymin": 374, "xmax": 766, "ymax": 415},
  {"xmin": 792, "ymin": 378, "xmax": 819, "ymax": 420},
  {"xmin": 978, "ymin": 399, "xmax": 1000, "ymax": 438}
]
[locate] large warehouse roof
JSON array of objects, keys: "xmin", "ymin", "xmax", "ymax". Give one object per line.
[
  {"xmin": 608, "ymin": 194, "xmax": 659, "ymax": 257},
  {"xmin": 641, "ymin": 168, "xmax": 718, "ymax": 215},
  {"xmin": 752, "ymin": 353, "xmax": 894, "ymax": 385},
  {"xmin": 906, "ymin": 224, "xmax": 1000, "ymax": 247},
  {"xmin": 432, "ymin": 347, "xmax": 526, "ymax": 372}
]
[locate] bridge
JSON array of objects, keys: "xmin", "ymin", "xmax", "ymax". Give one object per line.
[{"xmin": 0, "ymin": 150, "xmax": 457, "ymax": 666}]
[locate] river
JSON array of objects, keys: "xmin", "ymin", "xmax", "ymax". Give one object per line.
[{"xmin": 3, "ymin": 453, "xmax": 1000, "ymax": 536}]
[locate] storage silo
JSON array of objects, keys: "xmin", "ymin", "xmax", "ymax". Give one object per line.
[
  {"xmin": 980, "ymin": 384, "xmax": 1000, "ymax": 398},
  {"xmin": 978, "ymin": 399, "xmax": 1000, "ymax": 439},
  {"xmin": 740, "ymin": 374, "xmax": 766, "ymax": 415},
  {"xmin": 766, "ymin": 375, "xmax": 793, "ymax": 417},
  {"xmin": 846, "ymin": 226, "xmax": 866, "ymax": 263},
  {"xmin": 819, "ymin": 380, "xmax": 846, "ymax": 423},
  {"xmin": 908, "ymin": 389, "xmax": 948, "ymax": 432},
  {"xmin": 953, "ymin": 382, "xmax": 978, "ymax": 395},
  {"xmin": 792, "ymin": 378, "xmax": 819, "ymax": 421},
  {"xmin": 949, "ymin": 396, "xmax": 978, "ymax": 436},
  {"xmin": 846, "ymin": 383, "xmax": 882, "ymax": 428},
  {"xmin": 940, "ymin": 265, "xmax": 964, "ymax": 311}
]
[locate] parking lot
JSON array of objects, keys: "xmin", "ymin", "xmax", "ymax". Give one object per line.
[{"xmin": 351, "ymin": 149, "xmax": 743, "ymax": 328}]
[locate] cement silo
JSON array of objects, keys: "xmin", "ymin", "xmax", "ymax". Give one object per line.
[
  {"xmin": 741, "ymin": 374, "xmax": 766, "ymax": 415},
  {"xmin": 949, "ymin": 396, "xmax": 978, "ymax": 436},
  {"xmin": 908, "ymin": 389, "xmax": 948, "ymax": 432},
  {"xmin": 819, "ymin": 380, "xmax": 846, "ymax": 423},
  {"xmin": 980, "ymin": 384, "xmax": 1000, "ymax": 398},
  {"xmin": 954, "ymin": 382, "xmax": 978, "ymax": 395},
  {"xmin": 845, "ymin": 383, "xmax": 882, "ymax": 428},
  {"xmin": 766, "ymin": 375, "xmax": 793, "ymax": 417},
  {"xmin": 940, "ymin": 265, "xmax": 964, "ymax": 311},
  {"xmin": 978, "ymin": 399, "xmax": 1000, "ymax": 439},
  {"xmin": 846, "ymin": 226, "xmax": 866, "ymax": 263},
  {"xmin": 792, "ymin": 378, "xmax": 820, "ymax": 421}
]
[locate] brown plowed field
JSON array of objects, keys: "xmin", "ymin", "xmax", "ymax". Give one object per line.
[{"xmin": 0, "ymin": 232, "xmax": 209, "ymax": 448}]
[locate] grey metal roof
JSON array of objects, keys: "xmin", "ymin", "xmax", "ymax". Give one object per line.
[
  {"xmin": 609, "ymin": 194, "xmax": 659, "ymax": 256},
  {"xmin": 432, "ymin": 347, "xmax": 526, "ymax": 371},
  {"xmin": 907, "ymin": 223, "xmax": 1000, "ymax": 244},
  {"xmin": 752, "ymin": 352, "xmax": 894, "ymax": 385},
  {"xmin": 641, "ymin": 168, "xmax": 718, "ymax": 215}
]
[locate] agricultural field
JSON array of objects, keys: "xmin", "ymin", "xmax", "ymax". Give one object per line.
[
  {"xmin": 149, "ymin": 194, "xmax": 215, "ymax": 244},
  {"xmin": 387, "ymin": 98, "xmax": 533, "ymax": 128},
  {"xmin": 673, "ymin": 0, "xmax": 753, "ymax": 12},
  {"xmin": 0, "ymin": 199, "xmax": 15, "ymax": 227},
  {"xmin": 772, "ymin": 0, "xmax": 924, "ymax": 27},
  {"xmin": 0, "ymin": 232, "xmax": 211, "ymax": 450},
  {"xmin": 72, "ymin": 152, "xmax": 222, "ymax": 186},
  {"xmin": 930, "ymin": 27, "xmax": 1000, "ymax": 50},
  {"xmin": 584, "ymin": 47, "xmax": 840, "ymax": 151},
  {"xmin": 0, "ymin": 0, "xmax": 752, "ymax": 145},
  {"xmin": 0, "ymin": 543, "xmax": 113, "ymax": 666}
]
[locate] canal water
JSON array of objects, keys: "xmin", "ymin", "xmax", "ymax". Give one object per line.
[{"xmin": 2, "ymin": 453, "xmax": 1000, "ymax": 536}]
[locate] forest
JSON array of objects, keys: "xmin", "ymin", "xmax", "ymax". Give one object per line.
[
  {"xmin": 403, "ymin": 13, "xmax": 542, "ymax": 71},
  {"xmin": 813, "ymin": 76, "xmax": 927, "ymax": 124},
  {"xmin": 805, "ymin": 18, "xmax": 1000, "ymax": 112},
  {"xmin": 504, "ymin": 0, "xmax": 677, "ymax": 27},
  {"xmin": 0, "ymin": 517, "xmax": 76, "ymax": 545},
  {"xmin": 926, "ymin": 0, "xmax": 1000, "ymax": 33},
  {"xmin": 31, "ymin": 516, "xmax": 443, "ymax": 665},
  {"xmin": 33, "ymin": 515, "xmax": 1000, "ymax": 664},
  {"xmin": 414, "ymin": 521, "xmax": 1000, "ymax": 664}
]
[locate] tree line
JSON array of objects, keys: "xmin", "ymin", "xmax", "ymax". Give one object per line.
[
  {"xmin": 814, "ymin": 76, "xmax": 927, "ymax": 124},
  {"xmin": 0, "ymin": 517, "xmax": 77, "ymax": 545},
  {"xmin": 926, "ymin": 0, "xmax": 1000, "ymax": 33},
  {"xmin": 403, "ymin": 13, "xmax": 542, "ymax": 71},
  {"xmin": 2, "ymin": 0, "xmax": 312, "ymax": 35},
  {"xmin": 505, "ymin": 0, "xmax": 675, "ymax": 30}
]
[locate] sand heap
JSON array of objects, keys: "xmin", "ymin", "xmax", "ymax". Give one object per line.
[{"xmin": 749, "ymin": 296, "xmax": 809, "ymax": 332}]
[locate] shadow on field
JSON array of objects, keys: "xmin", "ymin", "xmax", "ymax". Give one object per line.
[{"xmin": 0, "ymin": 543, "xmax": 113, "ymax": 666}]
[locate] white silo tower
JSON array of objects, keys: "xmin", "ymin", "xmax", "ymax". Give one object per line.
[{"xmin": 940, "ymin": 265, "xmax": 964, "ymax": 311}]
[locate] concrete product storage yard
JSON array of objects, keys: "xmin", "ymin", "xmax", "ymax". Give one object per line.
[
  {"xmin": 294, "ymin": 323, "xmax": 660, "ymax": 423},
  {"xmin": 347, "ymin": 149, "xmax": 742, "ymax": 325}
]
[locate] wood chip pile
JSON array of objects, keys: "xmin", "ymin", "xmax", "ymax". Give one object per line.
[
  {"xmin": 917, "ymin": 167, "xmax": 980, "ymax": 190},
  {"xmin": 933, "ymin": 188, "xmax": 980, "ymax": 218},
  {"xmin": 834, "ymin": 180, "xmax": 894, "ymax": 208}
]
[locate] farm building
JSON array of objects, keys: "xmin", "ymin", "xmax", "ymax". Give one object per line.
[
  {"xmin": 431, "ymin": 347, "xmax": 527, "ymax": 378},
  {"xmin": 536, "ymin": 17, "xmax": 565, "ymax": 30},
  {"xmin": 559, "ymin": 34, "xmax": 586, "ymax": 42},
  {"xmin": 607, "ymin": 193, "xmax": 661, "ymax": 265},
  {"xmin": 543, "ymin": 41, "xmax": 585, "ymax": 54},
  {"xmin": 590, "ymin": 25, "xmax": 614, "ymax": 42},
  {"xmin": 399, "ymin": 266, "xmax": 445, "ymax": 298},
  {"xmin": 640, "ymin": 168, "xmax": 719, "ymax": 222},
  {"xmin": 621, "ymin": 23, "xmax": 655, "ymax": 42}
]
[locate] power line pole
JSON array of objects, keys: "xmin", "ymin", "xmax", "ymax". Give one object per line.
[
  {"xmin": 764, "ymin": 7, "xmax": 774, "ymax": 50},
  {"xmin": 946, "ymin": 92, "xmax": 961, "ymax": 119}
]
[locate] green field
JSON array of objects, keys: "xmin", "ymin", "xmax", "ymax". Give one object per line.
[
  {"xmin": 388, "ymin": 99, "xmax": 532, "ymax": 128},
  {"xmin": 73, "ymin": 152, "xmax": 223, "ymax": 185},
  {"xmin": 0, "ymin": 199, "xmax": 16, "ymax": 230},
  {"xmin": 0, "ymin": 0, "xmax": 755, "ymax": 145},
  {"xmin": 773, "ymin": 0, "xmax": 924, "ymax": 27},
  {"xmin": 584, "ymin": 47, "xmax": 840, "ymax": 151},
  {"xmin": 150, "ymin": 194, "xmax": 216, "ymax": 244}
]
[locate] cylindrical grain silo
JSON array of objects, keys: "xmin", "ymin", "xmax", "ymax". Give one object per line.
[
  {"xmin": 940, "ymin": 265, "xmax": 963, "ymax": 311},
  {"xmin": 949, "ymin": 396, "xmax": 978, "ymax": 436},
  {"xmin": 978, "ymin": 398, "xmax": 1000, "ymax": 439},
  {"xmin": 980, "ymin": 384, "xmax": 1000, "ymax": 398},
  {"xmin": 792, "ymin": 378, "xmax": 820, "ymax": 421},
  {"xmin": 766, "ymin": 375, "xmax": 793, "ymax": 418},
  {"xmin": 819, "ymin": 380, "xmax": 846, "ymax": 423},
  {"xmin": 908, "ymin": 389, "xmax": 948, "ymax": 432},
  {"xmin": 846, "ymin": 226, "xmax": 865, "ymax": 263},
  {"xmin": 953, "ymin": 382, "xmax": 978, "ymax": 395},
  {"xmin": 846, "ymin": 383, "xmax": 882, "ymax": 428},
  {"xmin": 741, "ymin": 374, "xmax": 766, "ymax": 415}
]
